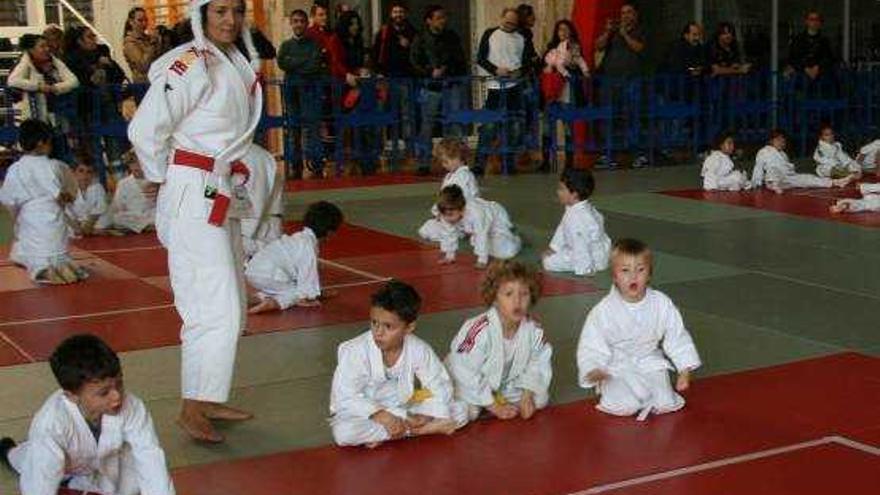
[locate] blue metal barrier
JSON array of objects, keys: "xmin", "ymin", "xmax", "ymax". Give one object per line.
[{"xmin": 1, "ymin": 68, "xmax": 878, "ymax": 182}]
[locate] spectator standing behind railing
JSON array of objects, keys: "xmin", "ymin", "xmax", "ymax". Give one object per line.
[
  {"xmin": 708, "ymin": 22, "xmax": 750, "ymax": 76},
  {"xmin": 42, "ymin": 25, "xmax": 65, "ymax": 58},
  {"xmin": 785, "ymin": 11, "xmax": 836, "ymax": 82},
  {"xmin": 335, "ymin": 10, "xmax": 379, "ymax": 176},
  {"xmin": 474, "ymin": 7, "xmax": 538, "ymax": 176},
  {"xmin": 594, "ymin": 3, "xmax": 648, "ymax": 168},
  {"xmin": 63, "ymin": 26, "xmax": 129, "ymax": 183},
  {"xmin": 542, "ymin": 20, "xmax": 590, "ymax": 169},
  {"xmin": 410, "ymin": 4, "xmax": 468, "ymax": 175},
  {"xmin": 278, "ymin": 8, "xmax": 328, "ymax": 179},
  {"xmin": 661, "ymin": 23, "xmax": 706, "ymax": 77},
  {"xmin": 123, "ymin": 7, "xmax": 166, "ymax": 84},
  {"xmin": 372, "ymin": 2, "xmax": 416, "ymax": 78},
  {"xmin": 8, "ymin": 33, "xmax": 79, "ymax": 125}
]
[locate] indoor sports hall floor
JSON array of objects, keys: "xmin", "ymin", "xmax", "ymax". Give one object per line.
[{"xmin": 1, "ymin": 164, "xmax": 878, "ymax": 494}]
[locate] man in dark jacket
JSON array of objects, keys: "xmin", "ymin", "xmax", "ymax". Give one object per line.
[
  {"xmin": 372, "ymin": 2, "xmax": 417, "ymax": 77},
  {"xmin": 786, "ymin": 11, "xmax": 836, "ymax": 82},
  {"xmin": 410, "ymin": 4, "xmax": 468, "ymax": 173},
  {"xmin": 278, "ymin": 9, "xmax": 328, "ymax": 178}
]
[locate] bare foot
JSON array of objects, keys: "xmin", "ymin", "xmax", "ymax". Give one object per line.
[
  {"xmin": 768, "ymin": 183, "xmax": 784, "ymax": 194},
  {"xmin": 365, "ymin": 441, "xmax": 382, "ymax": 449},
  {"xmin": 829, "ymin": 202, "xmax": 849, "ymax": 214},
  {"xmin": 248, "ymin": 297, "xmax": 281, "ymax": 314},
  {"xmin": 178, "ymin": 402, "xmax": 224, "ymax": 443},
  {"xmin": 411, "ymin": 419, "xmax": 458, "ymax": 437},
  {"xmin": 202, "ymin": 403, "xmax": 254, "ymax": 421},
  {"xmin": 832, "ymin": 176, "xmax": 853, "ymax": 188},
  {"xmin": 56, "ymin": 263, "xmax": 80, "ymax": 284}
]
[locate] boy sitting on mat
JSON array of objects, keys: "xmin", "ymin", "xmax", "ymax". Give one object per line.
[{"xmin": 329, "ymin": 280, "xmax": 468, "ymax": 447}]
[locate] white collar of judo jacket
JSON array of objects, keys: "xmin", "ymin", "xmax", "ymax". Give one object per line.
[
  {"xmin": 364, "ymin": 332, "xmax": 419, "ymax": 403},
  {"xmin": 188, "ymin": 0, "xmax": 262, "ymax": 182},
  {"xmin": 59, "ymin": 392, "xmax": 127, "ymax": 484},
  {"xmin": 482, "ymin": 307, "xmax": 539, "ymax": 389}
]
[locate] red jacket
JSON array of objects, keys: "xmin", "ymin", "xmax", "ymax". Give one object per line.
[{"xmin": 306, "ymin": 25, "xmax": 347, "ymax": 79}]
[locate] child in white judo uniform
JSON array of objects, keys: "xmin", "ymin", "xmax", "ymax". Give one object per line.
[
  {"xmin": 813, "ymin": 125, "xmax": 861, "ymax": 179},
  {"xmin": 0, "ymin": 334, "xmax": 175, "ymax": 495},
  {"xmin": 245, "ymin": 201, "xmax": 343, "ymax": 314},
  {"xmin": 830, "ymin": 183, "xmax": 880, "ymax": 214},
  {"xmin": 105, "ymin": 151, "xmax": 158, "ymax": 234},
  {"xmin": 237, "ymin": 143, "xmax": 284, "ymax": 260},
  {"xmin": 701, "ymin": 131, "xmax": 750, "ymax": 191},
  {"xmin": 542, "ymin": 168, "xmax": 611, "ymax": 276},
  {"xmin": 577, "ymin": 238, "xmax": 701, "ymax": 420},
  {"xmin": 0, "ymin": 119, "xmax": 85, "ymax": 284},
  {"xmin": 329, "ymin": 281, "xmax": 468, "ymax": 448},
  {"xmin": 435, "ymin": 137, "xmax": 480, "ymax": 201},
  {"xmin": 67, "ymin": 160, "xmax": 111, "ymax": 236},
  {"xmin": 856, "ymin": 138, "xmax": 880, "ymax": 177},
  {"xmin": 418, "ymin": 185, "xmax": 521, "ymax": 268},
  {"xmin": 447, "ymin": 261, "xmax": 553, "ymax": 421},
  {"xmin": 751, "ymin": 129, "xmax": 852, "ymax": 193}
]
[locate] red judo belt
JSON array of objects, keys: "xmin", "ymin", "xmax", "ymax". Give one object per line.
[{"xmin": 172, "ymin": 149, "xmax": 249, "ymax": 226}]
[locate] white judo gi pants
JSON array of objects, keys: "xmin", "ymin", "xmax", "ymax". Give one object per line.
[
  {"xmin": 331, "ymin": 383, "xmax": 469, "ymax": 446},
  {"xmin": 712, "ymin": 171, "xmax": 749, "ymax": 191},
  {"xmin": 542, "ymin": 251, "xmax": 576, "ymax": 274},
  {"xmin": 417, "ymin": 220, "xmax": 520, "ymax": 261},
  {"xmin": 466, "ymin": 384, "xmax": 550, "ymax": 421},
  {"xmin": 595, "ymin": 369, "xmax": 684, "ymax": 419},
  {"xmin": 161, "ymin": 214, "xmax": 245, "ymax": 403},
  {"xmin": 9, "ymin": 443, "xmax": 140, "ymax": 495},
  {"xmin": 769, "ymin": 174, "xmax": 832, "ymax": 190},
  {"xmin": 245, "ymin": 273, "xmax": 301, "ymax": 310}
]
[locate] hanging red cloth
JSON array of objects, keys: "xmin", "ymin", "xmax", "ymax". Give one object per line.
[{"xmin": 569, "ymin": 0, "xmax": 624, "ymax": 168}]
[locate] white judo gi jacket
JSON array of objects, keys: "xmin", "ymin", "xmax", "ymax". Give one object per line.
[
  {"xmin": 441, "ymin": 166, "xmax": 479, "ymax": 202},
  {"xmin": 446, "ymin": 307, "xmax": 553, "ymax": 410},
  {"xmin": 8, "ymin": 390, "xmax": 174, "ymax": 495},
  {"xmin": 813, "ymin": 140, "xmax": 859, "ymax": 177},
  {"xmin": 68, "ymin": 181, "xmax": 109, "ymax": 227},
  {"xmin": 577, "ymin": 287, "xmax": 701, "ymax": 418},
  {"xmin": 329, "ymin": 331, "xmax": 466, "ymax": 445},
  {"xmin": 245, "ymin": 227, "xmax": 320, "ymax": 309},
  {"xmin": 420, "ymin": 198, "xmax": 521, "ymax": 265},
  {"xmin": 859, "ymin": 139, "xmax": 880, "ymax": 169},
  {"xmin": 235, "ymin": 143, "xmax": 284, "ymax": 259},
  {"xmin": 0, "ymin": 155, "xmax": 71, "ymax": 277},
  {"xmin": 701, "ymin": 150, "xmax": 748, "ymax": 191},
  {"xmin": 751, "ymin": 145, "xmax": 831, "ymax": 190},
  {"xmin": 543, "ymin": 200, "xmax": 611, "ymax": 276},
  {"xmin": 109, "ymin": 175, "xmax": 157, "ymax": 233},
  {"xmin": 127, "ymin": 39, "xmax": 262, "ymax": 402}
]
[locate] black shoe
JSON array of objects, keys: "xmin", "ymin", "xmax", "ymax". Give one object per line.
[
  {"xmin": 0, "ymin": 437, "xmax": 16, "ymax": 469},
  {"xmin": 472, "ymin": 166, "xmax": 485, "ymax": 178}
]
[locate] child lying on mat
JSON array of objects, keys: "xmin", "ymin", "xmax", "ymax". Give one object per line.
[
  {"xmin": 752, "ymin": 129, "xmax": 852, "ymax": 193},
  {"xmin": 701, "ymin": 131, "xmax": 750, "ymax": 191},
  {"xmin": 0, "ymin": 334, "xmax": 175, "ymax": 495},
  {"xmin": 446, "ymin": 261, "xmax": 553, "ymax": 421},
  {"xmin": 830, "ymin": 183, "xmax": 880, "ymax": 214},
  {"xmin": 0, "ymin": 119, "xmax": 86, "ymax": 284},
  {"xmin": 418, "ymin": 185, "xmax": 521, "ymax": 269},
  {"xmin": 329, "ymin": 280, "xmax": 468, "ymax": 448},
  {"xmin": 245, "ymin": 201, "xmax": 342, "ymax": 314},
  {"xmin": 577, "ymin": 239, "xmax": 701, "ymax": 421}
]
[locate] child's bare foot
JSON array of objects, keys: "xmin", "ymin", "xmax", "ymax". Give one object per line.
[
  {"xmin": 832, "ymin": 176, "xmax": 853, "ymax": 188},
  {"xmin": 438, "ymin": 256, "xmax": 455, "ymax": 265},
  {"xmin": 365, "ymin": 441, "xmax": 382, "ymax": 449},
  {"xmin": 202, "ymin": 403, "xmax": 253, "ymax": 421},
  {"xmin": 768, "ymin": 183, "xmax": 784, "ymax": 194},
  {"xmin": 56, "ymin": 264, "xmax": 80, "ymax": 284},
  {"xmin": 248, "ymin": 297, "xmax": 281, "ymax": 314},
  {"xmin": 178, "ymin": 402, "xmax": 224, "ymax": 443},
  {"xmin": 829, "ymin": 201, "xmax": 849, "ymax": 214},
  {"xmin": 411, "ymin": 418, "xmax": 458, "ymax": 437}
]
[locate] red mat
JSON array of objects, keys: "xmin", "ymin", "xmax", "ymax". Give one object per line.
[
  {"xmin": 170, "ymin": 353, "xmax": 879, "ymax": 495},
  {"xmin": 0, "ymin": 337, "xmax": 28, "ymax": 366},
  {"xmin": 286, "ymin": 173, "xmax": 436, "ymax": 192},
  {"xmin": 662, "ymin": 188, "xmax": 880, "ymax": 227}
]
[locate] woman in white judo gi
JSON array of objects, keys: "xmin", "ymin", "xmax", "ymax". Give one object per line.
[
  {"xmin": 127, "ymin": 0, "xmax": 263, "ymax": 442},
  {"xmin": 751, "ymin": 129, "xmax": 852, "ymax": 193},
  {"xmin": 418, "ymin": 185, "xmax": 521, "ymax": 268},
  {"xmin": 0, "ymin": 334, "xmax": 175, "ymax": 495},
  {"xmin": 329, "ymin": 281, "xmax": 468, "ymax": 447},
  {"xmin": 447, "ymin": 261, "xmax": 553, "ymax": 421},
  {"xmin": 577, "ymin": 239, "xmax": 701, "ymax": 420},
  {"xmin": 542, "ymin": 168, "xmax": 611, "ymax": 276},
  {"xmin": 701, "ymin": 131, "xmax": 750, "ymax": 191}
]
